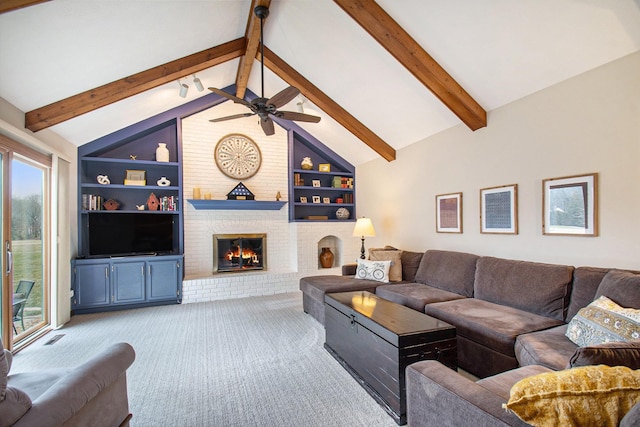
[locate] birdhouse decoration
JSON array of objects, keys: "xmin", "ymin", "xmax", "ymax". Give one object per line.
[{"xmin": 147, "ymin": 192, "xmax": 160, "ymax": 210}]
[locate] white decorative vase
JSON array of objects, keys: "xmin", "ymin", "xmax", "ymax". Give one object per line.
[{"xmin": 156, "ymin": 143, "xmax": 169, "ymax": 162}]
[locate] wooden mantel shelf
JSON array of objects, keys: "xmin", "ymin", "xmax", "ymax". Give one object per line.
[{"xmin": 187, "ymin": 199, "xmax": 287, "ymax": 211}]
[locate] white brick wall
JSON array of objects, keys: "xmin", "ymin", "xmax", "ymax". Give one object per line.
[{"xmin": 180, "ymin": 103, "xmax": 360, "ymax": 303}]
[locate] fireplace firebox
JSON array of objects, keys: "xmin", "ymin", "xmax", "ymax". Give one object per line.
[{"xmin": 213, "ymin": 234, "xmax": 266, "ymax": 273}]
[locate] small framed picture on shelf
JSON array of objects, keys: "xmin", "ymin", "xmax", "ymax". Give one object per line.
[
  {"xmin": 124, "ymin": 169, "xmax": 146, "ymax": 186},
  {"xmin": 299, "ymin": 196, "xmax": 308, "ymax": 204},
  {"xmin": 312, "ymin": 195, "xmax": 321, "ymax": 204},
  {"xmin": 322, "ymin": 197, "xmax": 331, "ymax": 204},
  {"xmin": 319, "ymin": 163, "xmax": 331, "ymax": 172},
  {"xmin": 312, "ymin": 179, "xmax": 321, "ymax": 188}
]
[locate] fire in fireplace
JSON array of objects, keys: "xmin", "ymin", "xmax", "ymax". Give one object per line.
[{"xmin": 213, "ymin": 234, "xmax": 266, "ymax": 273}]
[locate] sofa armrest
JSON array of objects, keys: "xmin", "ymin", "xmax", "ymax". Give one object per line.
[
  {"xmin": 13, "ymin": 342, "xmax": 135, "ymax": 427},
  {"xmin": 406, "ymin": 361, "xmax": 529, "ymax": 427},
  {"xmin": 342, "ymin": 263, "xmax": 357, "ymax": 276}
]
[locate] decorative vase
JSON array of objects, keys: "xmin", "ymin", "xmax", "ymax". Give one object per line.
[
  {"xmin": 156, "ymin": 176, "xmax": 171, "ymax": 187},
  {"xmin": 319, "ymin": 247, "xmax": 334, "ymax": 268},
  {"xmin": 336, "ymin": 207, "xmax": 350, "ymax": 220},
  {"xmin": 156, "ymin": 143, "xmax": 169, "ymax": 162},
  {"xmin": 301, "ymin": 157, "xmax": 313, "ymax": 170}
]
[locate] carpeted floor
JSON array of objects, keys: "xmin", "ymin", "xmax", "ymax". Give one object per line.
[{"xmin": 11, "ymin": 291, "xmax": 398, "ymax": 427}]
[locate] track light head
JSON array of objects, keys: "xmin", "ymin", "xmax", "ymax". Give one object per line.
[
  {"xmin": 177, "ymin": 80, "xmax": 189, "ymax": 98},
  {"xmin": 193, "ymin": 74, "xmax": 204, "ymax": 92}
]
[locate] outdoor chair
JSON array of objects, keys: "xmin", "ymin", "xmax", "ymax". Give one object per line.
[{"xmin": 12, "ymin": 280, "xmax": 35, "ymax": 334}]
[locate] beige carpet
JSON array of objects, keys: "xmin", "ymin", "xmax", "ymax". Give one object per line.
[{"xmin": 11, "ymin": 291, "xmax": 398, "ymax": 427}]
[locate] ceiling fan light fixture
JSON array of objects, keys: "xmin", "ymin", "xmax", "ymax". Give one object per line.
[
  {"xmin": 192, "ymin": 74, "xmax": 204, "ymax": 92},
  {"xmin": 177, "ymin": 80, "xmax": 189, "ymax": 98}
]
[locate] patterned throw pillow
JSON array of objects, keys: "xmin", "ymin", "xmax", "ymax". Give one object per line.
[
  {"xmin": 566, "ymin": 296, "xmax": 640, "ymax": 347},
  {"xmin": 504, "ymin": 365, "xmax": 640, "ymax": 427},
  {"xmin": 368, "ymin": 248, "xmax": 402, "ymax": 282},
  {"xmin": 354, "ymin": 259, "xmax": 391, "ymax": 283}
]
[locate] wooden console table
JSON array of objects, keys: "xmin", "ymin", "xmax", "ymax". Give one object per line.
[{"xmin": 324, "ymin": 291, "xmax": 457, "ymax": 425}]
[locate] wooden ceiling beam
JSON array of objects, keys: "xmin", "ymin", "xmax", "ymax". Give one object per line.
[
  {"xmin": 261, "ymin": 45, "xmax": 396, "ymax": 162},
  {"xmin": 334, "ymin": 0, "xmax": 487, "ymax": 131},
  {"xmin": 25, "ymin": 38, "xmax": 246, "ymax": 132},
  {"xmin": 0, "ymin": 0, "xmax": 50, "ymax": 14},
  {"xmin": 235, "ymin": 0, "xmax": 271, "ymax": 99}
]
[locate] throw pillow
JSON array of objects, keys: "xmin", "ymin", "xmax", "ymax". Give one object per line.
[
  {"xmin": 568, "ymin": 340, "xmax": 640, "ymax": 370},
  {"xmin": 595, "ymin": 270, "xmax": 640, "ymax": 309},
  {"xmin": 0, "ymin": 386, "xmax": 32, "ymax": 427},
  {"xmin": 354, "ymin": 259, "xmax": 391, "ymax": 283},
  {"xmin": 0, "ymin": 348, "xmax": 6, "ymax": 402},
  {"xmin": 503, "ymin": 365, "xmax": 640, "ymax": 427},
  {"xmin": 369, "ymin": 248, "xmax": 402, "ymax": 282},
  {"xmin": 566, "ymin": 296, "xmax": 640, "ymax": 347}
]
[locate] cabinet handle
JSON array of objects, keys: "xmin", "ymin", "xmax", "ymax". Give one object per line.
[
  {"xmin": 148, "ymin": 265, "xmax": 151, "ymax": 276},
  {"xmin": 105, "ymin": 267, "xmax": 108, "ymax": 279},
  {"xmin": 141, "ymin": 265, "xmax": 144, "ymax": 277},
  {"xmin": 5, "ymin": 241, "xmax": 12, "ymax": 275}
]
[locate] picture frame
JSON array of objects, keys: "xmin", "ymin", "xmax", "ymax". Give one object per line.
[
  {"xmin": 312, "ymin": 179, "xmax": 321, "ymax": 188},
  {"xmin": 542, "ymin": 173, "xmax": 598, "ymax": 236},
  {"xmin": 299, "ymin": 196, "xmax": 308, "ymax": 204},
  {"xmin": 312, "ymin": 195, "xmax": 321, "ymax": 204},
  {"xmin": 436, "ymin": 192, "xmax": 462, "ymax": 233},
  {"xmin": 319, "ymin": 163, "xmax": 331, "ymax": 172},
  {"xmin": 480, "ymin": 184, "xmax": 518, "ymax": 234},
  {"xmin": 322, "ymin": 197, "xmax": 331, "ymax": 204}
]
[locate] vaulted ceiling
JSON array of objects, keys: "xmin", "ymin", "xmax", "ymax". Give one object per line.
[{"xmin": 1, "ymin": 0, "xmax": 639, "ymax": 165}]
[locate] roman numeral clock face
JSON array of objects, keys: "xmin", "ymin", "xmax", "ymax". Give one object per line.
[{"xmin": 214, "ymin": 134, "xmax": 262, "ymax": 179}]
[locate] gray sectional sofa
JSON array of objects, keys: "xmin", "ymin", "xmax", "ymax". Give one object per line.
[{"xmin": 299, "ymin": 248, "xmax": 640, "ymax": 425}]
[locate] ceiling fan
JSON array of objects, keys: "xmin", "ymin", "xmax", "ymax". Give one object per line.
[{"xmin": 208, "ymin": 5, "xmax": 321, "ymax": 136}]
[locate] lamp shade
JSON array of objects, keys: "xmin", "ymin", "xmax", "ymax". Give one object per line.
[{"xmin": 353, "ymin": 217, "xmax": 376, "ymax": 237}]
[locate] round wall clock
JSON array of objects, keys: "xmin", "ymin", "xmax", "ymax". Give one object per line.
[{"xmin": 214, "ymin": 134, "xmax": 262, "ymax": 179}]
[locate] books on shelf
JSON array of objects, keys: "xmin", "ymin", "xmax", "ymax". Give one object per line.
[
  {"xmin": 331, "ymin": 176, "xmax": 354, "ymax": 189},
  {"xmin": 341, "ymin": 193, "xmax": 353, "ymax": 204},
  {"xmin": 294, "ymin": 173, "xmax": 304, "ymax": 186},
  {"xmin": 82, "ymin": 194, "xmax": 104, "ymax": 211}
]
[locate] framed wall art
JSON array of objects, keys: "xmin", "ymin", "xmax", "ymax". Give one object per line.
[
  {"xmin": 436, "ymin": 192, "xmax": 462, "ymax": 233},
  {"xmin": 542, "ymin": 173, "xmax": 598, "ymax": 236},
  {"xmin": 480, "ymin": 184, "xmax": 518, "ymax": 234}
]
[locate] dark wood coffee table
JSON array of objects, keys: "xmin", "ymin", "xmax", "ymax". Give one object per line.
[{"xmin": 324, "ymin": 291, "xmax": 456, "ymax": 425}]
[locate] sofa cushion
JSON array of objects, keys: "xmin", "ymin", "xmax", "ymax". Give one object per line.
[
  {"xmin": 474, "ymin": 257, "xmax": 573, "ymax": 321},
  {"xmin": 299, "ymin": 275, "xmax": 378, "ymax": 304},
  {"xmin": 566, "ymin": 295, "xmax": 640, "ymax": 347},
  {"xmin": 0, "ymin": 386, "xmax": 32, "ymax": 427},
  {"xmin": 567, "ymin": 267, "xmax": 610, "ymax": 321},
  {"xmin": 425, "ymin": 298, "xmax": 563, "ymax": 356},
  {"xmin": 400, "ymin": 250, "xmax": 424, "ymax": 282},
  {"xmin": 569, "ymin": 340, "xmax": 640, "ymax": 370},
  {"xmin": 355, "ymin": 259, "xmax": 391, "ymax": 283},
  {"xmin": 414, "ymin": 250, "xmax": 478, "ymax": 297},
  {"xmin": 515, "ymin": 325, "xmax": 578, "ymax": 370},
  {"xmin": 476, "ymin": 364, "xmax": 552, "ymax": 401},
  {"xmin": 595, "ymin": 270, "xmax": 640, "ymax": 309},
  {"xmin": 504, "ymin": 365, "xmax": 640, "ymax": 427},
  {"xmin": 375, "ymin": 283, "xmax": 466, "ymax": 312},
  {"xmin": 369, "ymin": 248, "xmax": 402, "ymax": 282}
]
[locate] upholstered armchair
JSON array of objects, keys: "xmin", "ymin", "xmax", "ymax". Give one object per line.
[{"xmin": 0, "ymin": 341, "xmax": 135, "ymax": 427}]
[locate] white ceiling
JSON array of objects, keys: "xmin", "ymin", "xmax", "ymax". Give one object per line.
[{"xmin": 1, "ymin": 0, "xmax": 639, "ymax": 166}]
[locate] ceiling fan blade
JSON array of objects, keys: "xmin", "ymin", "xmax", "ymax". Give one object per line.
[
  {"xmin": 209, "ymin": 112, "xmax": 255, "ymax": 123},
  {"xmin": 266, "ymin": 86, "xmax": 300, "ymax": 109},
  {"xmin": 260, "ymin": 117, "xmax": 275, "ymax": 136},
  {"xmin": 275, "ymin": 110, "xmax": 322, "ymax": 123},
  {"xmin": 208, "ymin": 87, "xmax": 253, "ymax": 108}
]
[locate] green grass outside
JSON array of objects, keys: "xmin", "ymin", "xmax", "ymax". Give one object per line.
[{"xmin": 12, "ymin": 239, "xmax": 44, "ymax": 320}]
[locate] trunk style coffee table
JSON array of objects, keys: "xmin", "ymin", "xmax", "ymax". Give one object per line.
[{"xmin": 324, "ymin": 291, "xmax": 457, "ymax": 425}]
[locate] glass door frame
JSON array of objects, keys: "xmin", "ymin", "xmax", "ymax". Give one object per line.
[{"xmin": 0, "ymin": 135, "xmax": 51, "ymax": 351}]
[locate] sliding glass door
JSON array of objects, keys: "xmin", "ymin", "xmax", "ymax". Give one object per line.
[{"xmin": 0, "ymin": 137, "xmax": 50, "ymax": 350}]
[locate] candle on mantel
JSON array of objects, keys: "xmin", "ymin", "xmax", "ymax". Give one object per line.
[
  {"xmin": 204, "ymin": 192, "xmax": 212, "ymax": 200},
  {"xmin": 193, "ymin": 187, "xmax": 201, "ymax": 200}
]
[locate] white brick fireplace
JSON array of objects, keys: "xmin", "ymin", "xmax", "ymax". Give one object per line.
[{"xmin": 180, "ymin": 102, "xmax": 360, "ymax": 303}]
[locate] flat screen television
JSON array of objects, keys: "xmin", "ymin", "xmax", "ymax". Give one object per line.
[{"xmin": 88, "ymin": 213, "xmax": 174, "ymax": 257}]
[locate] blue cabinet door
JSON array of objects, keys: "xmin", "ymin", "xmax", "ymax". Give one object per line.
[
  {"xmin": 74, "ymin": 262, "xmax": 110, "ymax": 308},
  {"xmin": 112, "ymin": 261, "xmax": 146, "ymax": 304},
  {"xmin": 146, "ymin": 258, "xmax": 181, "ymax": 301}
]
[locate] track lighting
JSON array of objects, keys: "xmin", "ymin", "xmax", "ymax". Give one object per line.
[
  {"xmin": 177, "ymin": 80, "xmax": 188, "ymax": 98},
  {"xmin": 192, "ymin": 74, "xmax": 204, "ymax": 92}
]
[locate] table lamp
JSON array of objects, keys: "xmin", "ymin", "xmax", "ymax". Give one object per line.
[{"xmin": 353, "ymin": 217, "xmax": 376, "ymax": 259}]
